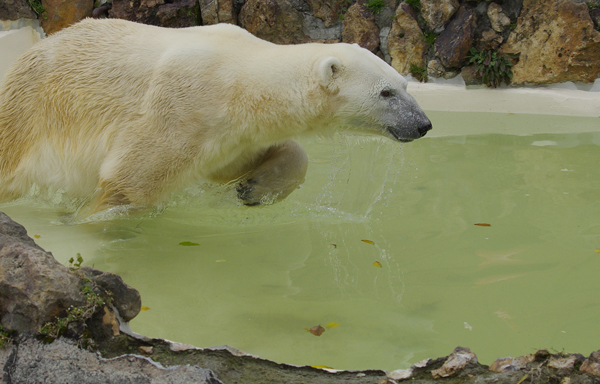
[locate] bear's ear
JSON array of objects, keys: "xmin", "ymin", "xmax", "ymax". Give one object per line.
[{"xmin": 316, "ymin": 56, "xmax": 342, "ymax": 93}]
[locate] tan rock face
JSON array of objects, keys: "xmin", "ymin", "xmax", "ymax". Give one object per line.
[
  {"xmin": 200, "ymin": 0, "xmax": 236, "ymax": 25},
  {"xmin": 421, "ymin": 0, "xmax": 459, "ymax": 32},
  {"xmin": 388, "ymin": 5, "xmax": 427, "ymax": 75},
  {"xmin": 306, "ymin": 0, "xmax": 347, "ymax": 27},
  {"xmin": 487, "ymin": 2, "xmax": 511, "ymax": 33},
  {"xmin": 501, "ymin": 0, "xmax": 600, "ymax": 84},
  {"xmin": 341, "ymin": 3, "xmax": 380, "ymax": 52},
  {"xmin": 41, "ymin": 0, "xmax": 93, "ymax": 34},
  {"xmin": 239, "ymin": 0, "xmax": 307, "ymax": 44}
]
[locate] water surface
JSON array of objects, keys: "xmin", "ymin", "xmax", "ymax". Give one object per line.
[{"xmin": 2, "ymin": 112, "xmax": 599, "ymax": 371}]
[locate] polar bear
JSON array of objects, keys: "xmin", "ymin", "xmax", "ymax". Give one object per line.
[{"xmin": 0, "ymin": 18, "xmax": 431, "ymax": 212}]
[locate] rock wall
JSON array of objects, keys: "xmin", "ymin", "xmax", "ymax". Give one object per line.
[{"xmin": 1, "ymin": 0, "xmax": 600, "ymax": 85}]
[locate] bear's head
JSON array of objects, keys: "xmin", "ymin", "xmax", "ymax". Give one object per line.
[{"xmin": 316, "ymin": 45, "xmax": 432, "ymax": 143}]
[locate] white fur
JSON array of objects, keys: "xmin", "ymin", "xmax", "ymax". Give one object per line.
[{"xmin": 0, "ymin": 19, "xmax": 430, "ymax": 210}]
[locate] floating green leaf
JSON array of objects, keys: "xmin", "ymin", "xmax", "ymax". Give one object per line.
[{"xmin": 179, "ymin": 241, "xmax": 200, "ymax": 246}]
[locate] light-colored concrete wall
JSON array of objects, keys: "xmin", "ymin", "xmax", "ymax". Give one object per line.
[{"xmin": 0, "ymin": 20, "xmax": 44, "ymax": 82}]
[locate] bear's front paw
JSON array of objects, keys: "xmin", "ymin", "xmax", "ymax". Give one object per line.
[{"xmin": 236, "ymin": 178, "xmax": 261, "ymax": 206}]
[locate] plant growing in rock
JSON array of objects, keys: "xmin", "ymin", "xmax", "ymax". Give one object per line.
[
  {"xmin": 405, "ymin": 0, "xmax": 420, "ymax": 11},
  {"xmin": 27, "ymin": 0, "xmax": 46, "ymax": 18},
  {"xmin": 0, "ymin": 325, "xmax": 12, "ymax": 348},
  {"xmin": 409, "ymin": 63, "xmax": 428, "ymax": 82},
  {"xmin": 39, "ymin": 255, "xmax": 110, "ymax": 345},
  {"xmin": 367, "ymin": 0, "xmax": 386, "ymax": 14},
  {"xmin": 467, "ymin": 47, "xmax": 517, "ymax": 88},
  {"xmin": 424, "ymin": 31, "xmax": 437, "ymax": 48}
]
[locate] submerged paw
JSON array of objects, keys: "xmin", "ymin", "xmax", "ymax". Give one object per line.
[{"xmin": 236, "ymin": 179, "xmax": 261, "ymax": 206}]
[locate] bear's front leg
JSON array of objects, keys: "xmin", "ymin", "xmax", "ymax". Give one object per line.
[{"xmin": 237, "ymin": 140, "xmax": 308, "ymax": 206}]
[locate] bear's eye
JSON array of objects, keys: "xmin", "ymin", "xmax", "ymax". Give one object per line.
[{"xmin": 380, "ymin": 90, "xmax": 393, "ymax": 98}]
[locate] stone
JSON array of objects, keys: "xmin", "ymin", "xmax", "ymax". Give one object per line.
[
  {"xmin": 476, "ymin": 28, "xmax": 503, "ymax": 51},
  {"xmin": 431, "ymin": 346, "xmax": 478, "ymax": 379},
  {"xmin": 306, "ymin": 0, "xmax": 348, "ymax": 27},
  {"xmin": 3, "ymin": 337, "xmax": 223, "ymax": 383},
  {"xmin": 200, "ymin": 0, "xmax": 236, "ymax": 25},
  {"xmin": 434, "ymin": 5, "xmax": 476, "ymax": 68},
  {"xmin": 0, "ymin": 212, "xmax": 86, "ymax": 332},
  {"xmin": 238, "ymin": 0, "xmax": 308, "ymax": 44},
  {"xmin": 40, "ymin": 0, "xmax": 93, "ymax": 34},
  {"xmin": 592, "ymin": 7, "xmax": 600, "ymax": 29},
  {"xmin": 581, "ymin": 350, "xmax": 600, "ymax": 377},
  {"xmin": 461, "ymin": 65, "xmax": 482, "ymax": 86},
  {"xmin": 0, "ymin": 0, "xmax": 38, "ymax": 20},
  {"xmin": 388, "ymin": 5, "xmax": 428, "ymax": 75},
  {"xmin": 489, "ymin": 354, "xmax": 534, "ymax": 372},
  {"xmin": 427, "ymin": 59, "xmax": 459, "ymax": 79},
  {"xmin": 388, "ymin": 368, "xmax": 413, "ymax": 380},
  {"xmin": 0, "ymin": 212, "xmax": 141, "ymax": 337},
  {"xmin": 81, "ymin": 267, "xmax": 141, "ymax": 322},
  {"xmin": 421, "ymin": 0, "xmax": 459, "ymax": 33},
  {"xmin": 500, "ymin": 0, "xmax": 600, "ymax": 84},
  {"xmin": 303, "ymin": 14, "xmax": 342, "ymax": 41},
  {"xmin": 342, "ymin": 2, "xmax": 380, "ymax": 52},
  {"xmin": 487, "ymin": 2, "xmax": 511, "ymax": 33},
  {"xmin": 140, "ymin": 345, "xmax": 154, "ymax": 354},
  {"xmin": 110, "ymin": 0, "xmax": 199, "ymax": 28},
  {"xmin": 379, "ymin": 26, "xmax": 392, "ymax": 62},
  {"xmin": 548, "ymin": 354, "xmax": 584, "ymax": 370}
]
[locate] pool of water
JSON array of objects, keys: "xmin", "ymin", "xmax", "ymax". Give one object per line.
[{"xmin": 2, "ymin": 112, "xmax": 600, "ymax": 371}]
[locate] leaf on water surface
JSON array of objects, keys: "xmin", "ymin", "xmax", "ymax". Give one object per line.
[
  {"xmin": 373, "ymin": 261, "xmax": 383, "ymax": 268},
  {"xmin": 326, "ymin": 322, "xmax": 339, "ymax": 328},
  {"xmin": 305, "ymin": 325, "xmax": 325, "ymax": 336},
  {"xmin": 594, "ymin": 249, "xmax": 600, "ymax": 253},
  {"xmin": 361, "ymin": 240, "xmax": 375, "ymax": 245},
  {"xmin": 179, "ymin": 241, "xmax": 200, "ymax": 246},
  {"xmin": 311, "ymin": 365, "xmax": 334, "ymax": 369},
  {"xmin": 474, "ymin": 223, "xmax": 491, "ymax": 227},
  {"xmin": 331, "ymin": 244, "xmax": 337, "ymax": 248},
  {"xmin": 141, "ymin": 306, "xmax": 151, "ymax": 311},
  {"xmin": 34, "ymin": 234, "xmax": 41, "ymax": 239}
]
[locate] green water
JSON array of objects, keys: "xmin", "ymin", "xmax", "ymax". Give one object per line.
[{"xmin": 2, "ymin": 112, "xmax": 600, "ymax": 371}]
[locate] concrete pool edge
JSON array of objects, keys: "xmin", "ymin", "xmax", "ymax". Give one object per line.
[{"xmin": 407, "ymin": 82, "xmax": 600, "ymax": 118}]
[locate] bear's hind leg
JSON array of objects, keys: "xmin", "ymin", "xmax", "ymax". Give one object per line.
[{"xmin": 237, "ymin": 140, "xmax": 308, "ymax": 206}]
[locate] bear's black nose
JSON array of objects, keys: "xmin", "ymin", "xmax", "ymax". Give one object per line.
[{"xmin": 418, "ymin": 122, "xmax": 432, "ymax": 137}]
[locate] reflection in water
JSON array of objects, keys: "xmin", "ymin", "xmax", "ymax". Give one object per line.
[{"xmin": 2, "ymin": 115, "xmax": 600, "ymax": 371}]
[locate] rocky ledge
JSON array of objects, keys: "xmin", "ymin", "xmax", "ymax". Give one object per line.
[
  {"xmin": 2, "ymin": 0, "xmax": 600, "ymax": 86},
  {"xmin": 1, "ymin": 211, "xmax": 600, "ymax": 384}
]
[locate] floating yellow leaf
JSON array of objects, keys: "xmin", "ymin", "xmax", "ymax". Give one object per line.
[
  {"xmin": 311, "ymin": 365, "xmax": 334, "ymax": 370},
  {"xmin": 306, "ymin": 325, "xmax": 325, "ymax": 336},
  {"xmin": 474, "ymin": 223, "xmax": 491, "ymax": 227},
  {"xmin": 594, "ymin": 249, "xmax": 600, "ymax": 253},
  {"xmin": 361, "ymin": 240, "xmax": 375, "ymax": 245},
  {"xmin": 179, "ymin": 241, "xmax": 200, "ymax": 246},
  {"xmin": 140, "ymin": 306, "xmax": 151, "ymax": 311},
  {"xmin": 34, "ymin": 234, "xmax": 41, "ymax": 239},
  {"xmin": 373, "ymin": 261, "xmax": 382, "ymax": 268},
  {"xmin": 326, "ymin": 322, "xmax": 339, "ymax": 328},
  {"xmin": 215, "ymin": 259, "xmax": 226, "ymax": 263}
]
